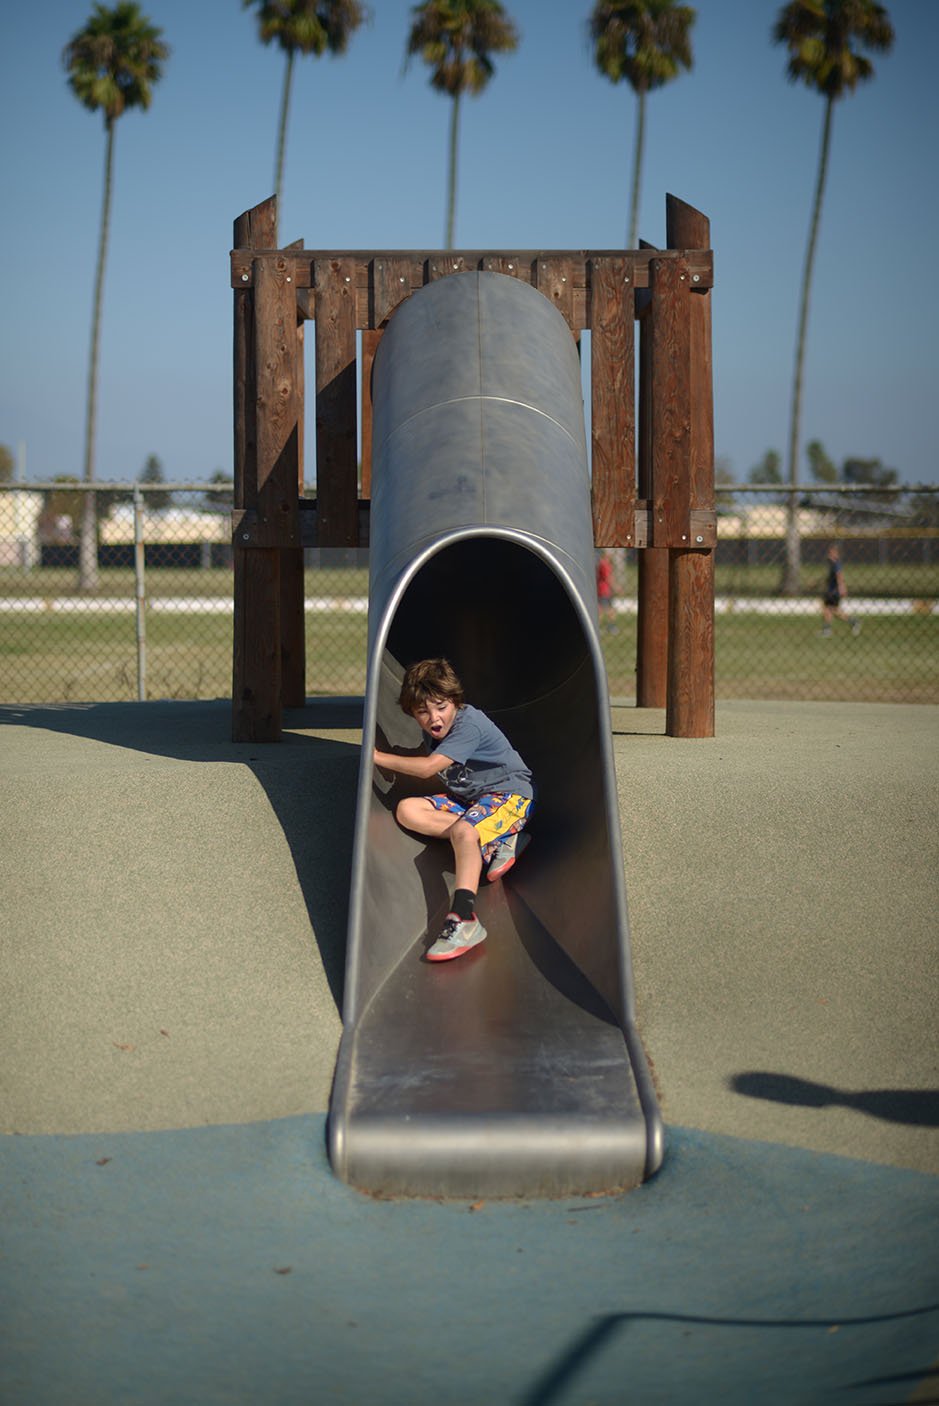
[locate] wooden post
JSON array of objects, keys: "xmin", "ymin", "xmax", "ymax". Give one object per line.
[
  {"xmin": 636, "ymin": 269, "xmax": 668, "ymax": 708},
  {"xmin": 232, "ymin": 197, "xmax": 282, "ymax": 742},
  {"xmin": 665, "ymin": 195, "xmax": 715, "ymax": 738},
  {"xmin": 280, "ymin": 238, "xmax": 306, "ymax": 708}
]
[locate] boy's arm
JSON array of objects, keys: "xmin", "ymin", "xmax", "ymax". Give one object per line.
[{"xmin": 373, "ymin": 747, "xmax": 453, "ymax": 780}]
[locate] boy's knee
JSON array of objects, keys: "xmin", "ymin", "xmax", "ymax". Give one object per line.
[
  {"xmin": 449, "ymin": 818, "xmax": 477, "ymax": 846},
  {"xmin": 395, "ymin": 796, "xmax": 421, "ymax": 828}
]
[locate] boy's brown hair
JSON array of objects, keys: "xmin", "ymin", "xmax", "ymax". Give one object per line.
[{"xmin": 398, "ymin": 658, "xmax": 465, "ymax": 715}]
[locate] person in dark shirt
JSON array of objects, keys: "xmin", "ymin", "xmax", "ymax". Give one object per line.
[
  {"xmin": 373, "ymin": 658, "xmax": 533, "ymax": 961},
  {"xmin": 821, "ymin": 544, "xmax": 861, "ymax": 637}
]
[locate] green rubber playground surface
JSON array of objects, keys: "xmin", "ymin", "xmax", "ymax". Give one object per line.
[{"xmin": 1, "ymin": 696, "xmax": 937, "ymax": 1403}]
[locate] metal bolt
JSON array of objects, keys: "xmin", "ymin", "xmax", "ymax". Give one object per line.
[
  {"xmin": 399, "ymin": 276, "xmax": 406, "ymax": 283},
  {"xmin": 241, "ymin": 273, "xmax": 249, "ymax": 282},
  {"xmin": 692, "ymin": 274, "xmax": 700, "ymax": 283},
  {"xmin": 242, "ymin": 533, "xmax": 250, "ymax": 542},
  {"xmin": 508, "ymin": 264, "xmax": 514, "ymax": 271},
  {"xmin": 682, "ymin": 534, "xmax": 688, "ymax": 541},
  {"xmin": 695, "ymin": 534, "xmax": 704, "ymax": 544},
  {"xmin": 286, "ymin": 276, "xmax": 292, "ymax": 283},
  {"xmin": 345, "ymin": 276, "xmax": 351, "ymax": 283},
  {"xmin": 624, "ymin": 277, "xmax": 630, "ymax": 284}
]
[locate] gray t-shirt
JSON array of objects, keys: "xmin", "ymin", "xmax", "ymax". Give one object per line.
[{"xmin": 423, "ymin": 704, "xmax": 533, "ymax": 803}]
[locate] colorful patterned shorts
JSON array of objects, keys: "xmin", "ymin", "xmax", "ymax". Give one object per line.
[{"xmin": 427, "ymin": 792, "xmax": 532, "ymax": 860}]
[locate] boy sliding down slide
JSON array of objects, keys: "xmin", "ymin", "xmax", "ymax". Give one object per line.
[{"xmin": 373, "ymin": 658, "xmax": 534, "ymax": 961}]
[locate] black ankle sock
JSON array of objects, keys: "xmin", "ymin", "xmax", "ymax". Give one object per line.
[{"xmin": 451, "ymin": 888, "xmax": 476, "ymax": 921}]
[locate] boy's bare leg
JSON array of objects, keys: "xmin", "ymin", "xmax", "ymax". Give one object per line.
[
  {"xmin": 448, "ymin": 818, "xmax": 484, "ymax": 895},
  {"xmin": 395, "ymin": 799, "xmax": 483, "ymax": 901},
  {"xmin": 395, "ymin": 796, "xmax": 459, "ymax": 839}
]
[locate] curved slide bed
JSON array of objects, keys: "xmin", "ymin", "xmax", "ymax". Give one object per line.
[{"xmin": 328, "ymin": 271, "xmax": 662, "ymax": 1197}]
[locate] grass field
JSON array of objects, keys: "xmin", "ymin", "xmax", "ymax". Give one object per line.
[
  {"xmin": 4, "ymin": 559, "xmax": 938, "ymax": 602},
  {"xmin": 1, "ymin": 572, "xmax": 936, "ymax": 705}
]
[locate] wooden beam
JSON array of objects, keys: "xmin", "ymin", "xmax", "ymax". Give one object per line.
[
  {"xmin": 665, "ymin": 195, "xmax": 715, "ymax": 739},
  {"xmin": 232, "ymin": 197, "xmax": 283, "ymax": 742}
]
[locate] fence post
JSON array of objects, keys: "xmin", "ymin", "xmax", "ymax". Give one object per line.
[{"xmin": 133, "ymin": 483, "xmax": 147, "ymax": 702}]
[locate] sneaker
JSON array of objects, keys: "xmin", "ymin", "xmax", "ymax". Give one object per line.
[
  {"xmin": 426, "ymin": 914, "xmax": 487, "ymax": 962},
  {"xmin": 486, "ymin": 830, "xmax": 531, "ymax": 883}
]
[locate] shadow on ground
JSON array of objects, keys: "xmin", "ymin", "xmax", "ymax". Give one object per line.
[
  {"xmin": 731, "ymin": 1072, "xmax": 939, "ymax": 1129},
  {"xmin": 0, "ymin": 698, "xmax": 362, "ymax": 1009}
]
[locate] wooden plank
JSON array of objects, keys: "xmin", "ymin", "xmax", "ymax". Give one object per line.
[
  {"xmin": 589, "ymin": 256, "xmax": 634, "ymax": 545},
  {"xmin": 480, "ymin": 255, "xmax": 531, "ymax": 279},
  {"xmin": 370, "ymin": 255, "xmax": 412, "ymax": 327},
  {"xmin": 427, "ymin": 254, "xmax": 467, "ymax": 282},
  {"xmin": 534, "ymin": 257, "xmax": 575, "ymax": 330},
  {"xmin": 231, "ymin": 247, "xmax": 713, "ymax": 301},
  {"xmin": 361, "ymin": 256, "xmax": 411, "ymax": 497},
  {"xmin": 280, "ymin": 238, "xmax": 306, "ymax": 706},
  {"xmin": 254, "ymin": 256, "xmax": 301, "ymax": 534},
  {"xmin": 636, "ymin": 295, "xmax": 667, "ymax": 708},
  {"xmin": 253, "ymin": 254, "xmax": 304, "ymax": 706},
  {"xmin": 648, "ymin": 256, "xmax": 691, "ymax": 550},
  {"xmin": 314, "ymin": 257, "xmax": 358, "ymax": 546},
  {"xmin": 360, "ymin": 328, "xmax": 380, "ymax": 498}
]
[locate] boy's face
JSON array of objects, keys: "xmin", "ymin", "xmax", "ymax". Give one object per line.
[{"xmin": 413, "ymin": 694, "xmax": 458, "ymax": 742}]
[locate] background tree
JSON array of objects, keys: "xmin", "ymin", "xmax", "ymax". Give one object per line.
[
  {"xmin": 807, "ymin": 438, "xmax": 838, "ymax": 484},
  {"xmin": 714, "ymin": 455, "xmax": 736, "ymax": 511},
  {"xmin": 244, "ymin": 0, "xmax": 368, "ymax": 233},
  {"xmin": 0, "ymin": 445, "xmax": 14, "ymax": 485},
  {"xmin": 202, "ymin": 470, "xmax": 235, "ymax": 514},
  {"xmin": 748, "ymin": 448, "xmax": 783, "ymax": 487},
  {"xmin": 138, "ymin": 453, "xmax": 172, "ymax": 510},
  {"xmin": 406, "ymin": 0, "xmax": 519, "ymax": 249},
  {"xmin": 773, "ymin": 0, "xmax": 894, "ymax": 593},
  {"xmin": 63, "ymin": 1, "xmax": 169, "ymax": 592},
  {"xmin": 590, "ymin": 0, "xmax": 695, "ymax": 249}
]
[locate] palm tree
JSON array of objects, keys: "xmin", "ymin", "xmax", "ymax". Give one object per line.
[
  {"xmin": 63, "ymin": 2, "xmax": 169, "ymax": 592},
  {"xmin": 590, "ymin": 0, "xmax": 695, "ymax": 250},
  {"xmin": 406, "ymin": 0, "xmax": 519, "ymax": 248},
  {"xmin": 774, "ymin": 0, "xmax": 894, "ymax": 594},
  {"xmin": 244, "ymin": 0, "xmax": 369, "ymax": 231}
]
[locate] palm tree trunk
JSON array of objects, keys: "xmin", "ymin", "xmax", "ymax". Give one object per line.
[
  {"xmin": 445, "ymin": 90, "xmax": 461, "ymax": 249},
  {"xmin": 782, "ymin": 95, "xmax": 834, "ymax": 595},
  {"xmin": 627, "ymin": 88, "xmax": 646, "ymax": 249},
  {"xmin": 78, "ymin": 117, "xmax": 116, "ymax": 593},
  {"xmin": 274, "ymin": 49, "xmax": 295, "ymax": 231}
]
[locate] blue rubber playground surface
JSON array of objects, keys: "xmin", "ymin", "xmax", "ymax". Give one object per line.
[{"xmin": 2, "ymin": 698, "xmax": 938, "ymax": 1404}]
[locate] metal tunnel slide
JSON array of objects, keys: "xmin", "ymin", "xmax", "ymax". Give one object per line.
[{"xmin": 327, "ymin": 271, "xmax": 663, "ymax": 1197}]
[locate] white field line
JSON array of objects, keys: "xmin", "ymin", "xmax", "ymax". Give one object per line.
[{"xmin": 0, "ymin": 596, "xmax": 935, "ymax": 617}]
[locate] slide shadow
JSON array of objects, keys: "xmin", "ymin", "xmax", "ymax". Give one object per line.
[
  {"xmin": 0, "ymin": 698, "xmax": 362, "ymax": 1009},
  {"xmin": 730, "ymin": 1071, "xmax": 939, "ymax": 1129}
]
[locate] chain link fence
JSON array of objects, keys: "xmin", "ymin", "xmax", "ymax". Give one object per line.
[{"xmin": 0, "ymin": 483, "xmax": 936, "ymax": 706}]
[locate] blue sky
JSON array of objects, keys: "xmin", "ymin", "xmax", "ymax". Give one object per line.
[{"xmin": 1, "ymin": 0, "xmax": 936, "ymax": 488}]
